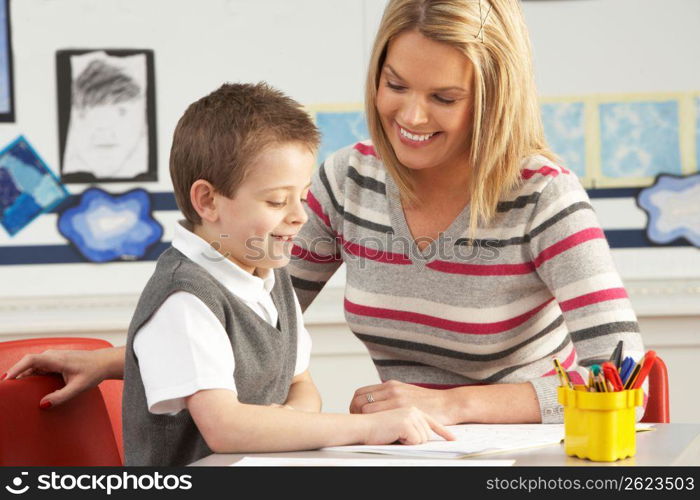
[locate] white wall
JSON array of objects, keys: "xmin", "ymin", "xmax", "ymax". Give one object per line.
[{"xmin": 0, "ymin": 0, "xmax": 698, "ymax": 422}]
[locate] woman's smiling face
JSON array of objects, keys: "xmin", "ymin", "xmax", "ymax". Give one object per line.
[{"xmin": 376, "ymin": 29, "xmax": 474, "ymax": 175}]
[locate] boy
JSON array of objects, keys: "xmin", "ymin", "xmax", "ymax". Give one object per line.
[{"xmin": 123, "ymin": 83, "xmax": 453, "ymax": 466}]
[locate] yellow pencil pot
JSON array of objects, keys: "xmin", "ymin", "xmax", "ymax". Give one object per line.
[{"xmin": 557, "ymin": 386, "xmax": 643, "ymax": 462}]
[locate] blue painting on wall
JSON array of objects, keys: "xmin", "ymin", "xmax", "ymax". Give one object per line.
[
  {"xmin": 541, "ymin": 102, "xmax": 586, "ymax": 178},
  {"xmin": 0, "ymin": 136, "xmax": 69, "ymax": 236},
  {"xmin": 599, "ymin": 100, "xmax": 681, "ymax": 179},
  {"xmin": 316, "ymin": 111, "xmax": 369, "ymax": 164},
  {"xmin": 57, "ymin": 187, "xmax": 163, "ymax": 262},
  {"xmin": 695, "ymin": 96, "xmax": 700, "ymax": 171},
  {"xmin": 637, "ymin": 173, "xmax": 700, "ymax": 247}
]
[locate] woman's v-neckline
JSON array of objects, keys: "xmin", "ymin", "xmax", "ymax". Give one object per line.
[{"xmin": 385, "ymin": 172, "xmax": 471, "ymax": 269}]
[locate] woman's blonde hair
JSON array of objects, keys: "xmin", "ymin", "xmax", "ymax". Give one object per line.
[{"xmin": 365, "ymin": 0, "xmax": 558, "ymax": 235}]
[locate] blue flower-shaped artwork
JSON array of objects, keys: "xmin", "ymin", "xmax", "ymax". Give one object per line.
[
  {"xmin": 599, "ymin": 100, "xmax": 681, "ymax": 179},
  {"xmin": 541, "ymin": 102, "xmax": 586, "ymax": 178},
  {"xmin": 0, "ymin": 136, "xmax": 69, "ymax": 236},
  {"xmin": 58, "ymin": 187, "xmax": 163, "ymax": 262},
  {"xmin": 637, "ymin": 173, "xmax": 700, "ymax": 248},
  {"xmin": 316, "ymin": 111, "xmax": 369, "ymax": 164}
]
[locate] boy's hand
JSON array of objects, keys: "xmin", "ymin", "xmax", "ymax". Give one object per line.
[{"xmin": 363, "ymin": 407, "xmax": 455, "ymax": 445}]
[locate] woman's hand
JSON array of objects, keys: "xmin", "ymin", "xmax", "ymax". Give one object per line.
[
  {"xmin": 2, "ymin": 348, "xmax": 116, "ymax": 408},
  {"xmin": 350, "ymin": 380, "xmax": 454, "ymax": 425}
]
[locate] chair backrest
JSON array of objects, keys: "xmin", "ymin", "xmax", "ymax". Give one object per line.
[
  {"xmin": 0, "ymin": 376, "xmax": 122, "ymax": 466},
  {"xmin": 0, "ymin": 337, "xmax": 113, "ymax": 369},
  {"xmin": 0, "ymin": 337, "xmax": 124, "ymax": 464},
  {"xmin": 641, "ymin": 356, "xmax": 670, "ymax": 423}
]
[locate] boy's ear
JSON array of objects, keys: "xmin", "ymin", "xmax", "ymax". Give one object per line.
[{"xmin": 190, "ymin": 180, "xmax": 219, "ymax": 223}]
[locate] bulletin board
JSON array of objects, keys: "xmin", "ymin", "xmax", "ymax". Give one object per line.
[{"xmin": 0, "ymin": 0, "xmax": 699, "ymax": 333}]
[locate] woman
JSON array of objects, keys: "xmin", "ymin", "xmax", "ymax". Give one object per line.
[{"xmin": 4, "ymin": 0, "xmax": 644, "ymax": 424}]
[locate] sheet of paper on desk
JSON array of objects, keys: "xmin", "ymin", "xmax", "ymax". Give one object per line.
[
  {"xmin": 231, "ymin": 457, "xmax": 514, "ymax": 466},
  {"xmin": 323, "ymin": 423, "xmax": 655, "ymax": 459}
]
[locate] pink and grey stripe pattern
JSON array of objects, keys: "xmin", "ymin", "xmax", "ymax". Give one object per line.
[{"xmin": 288, "ymin": 142, "xmax": 645, "ymax": 423}]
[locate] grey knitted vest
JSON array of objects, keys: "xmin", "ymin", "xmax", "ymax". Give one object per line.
[{"xmin": 122, "ymin": 247, "xmax": 297, "ymax": 466}]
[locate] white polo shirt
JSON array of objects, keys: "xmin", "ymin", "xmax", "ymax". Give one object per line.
[{"xmin": 133, "ymin": 221, "xmax": 312, "ymax": 415}]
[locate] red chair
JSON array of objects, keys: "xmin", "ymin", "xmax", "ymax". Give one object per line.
[
  {"xmin": 0, "ymin": 337, "xmax": 123, "ymax": 464},
  {"xmin": 640, "ymin": 356, "xmax": 670, "ymax": 423},
  {"xmin": 0, "ymin": 375, "xmax": 121, "ymax": 466}
]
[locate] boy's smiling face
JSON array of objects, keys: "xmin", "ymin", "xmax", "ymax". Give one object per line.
[{"xmin": 198, "ymin": 141, "xmax": 315, "ymax": 275}]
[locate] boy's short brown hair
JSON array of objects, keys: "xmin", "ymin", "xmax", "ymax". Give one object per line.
[{"xmin": 170, "ymin": 82, "xmax": 320, "ymax": 224}]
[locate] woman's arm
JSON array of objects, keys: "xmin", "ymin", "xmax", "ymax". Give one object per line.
[
  {"xmin": 525, "ymin": 170, "xmax": 645, "ymax": 422},
  {"xmin": 3, "ymin": 346, "xmax": 125, "ymax": 407},
  {"xmin": 288, "ymin": 158, "xmax": 345, "ymax": 311},
  {"xmin": 349, "ymin": 380, "xmax": 541, "ymax": 424},
  {"xmin": 443, "ymin": 383, "xmax": 541, "ymax": 423},
  {"xmin": 101, "ymin": 345, "xmax": 126, "ymax": 379}
]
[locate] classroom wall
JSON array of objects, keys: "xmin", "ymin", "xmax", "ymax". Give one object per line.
[{"xmin": 0, "ymin": 0, "xmax": 698, "ymax": 422}]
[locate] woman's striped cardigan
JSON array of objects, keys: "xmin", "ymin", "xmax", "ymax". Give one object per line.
[{"xmin": 288, "ymin": 141, "xmax": 645, "ymax": 423}]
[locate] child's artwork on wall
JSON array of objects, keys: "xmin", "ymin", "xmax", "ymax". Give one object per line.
[
  {"xmin": 695, "ymin": 96, "xmax": 700, "ymax": 171},
  {"xmin": 0, "ymin": 0, "xmax": 14, "ymax": 122},
  {"xmin": 541, "ymin": 92, "xmax": 697, "ymax": 189},
  {"xmin": 56, "ymin": 49, "xmax": 157, "ymax": 183},
  {"xmin": 637, "ymin": 173, "xmax": 700, "ymax": 248},
  {"xmin": 600, "ymin": 100, "xmax": 682, "ymax": 179},
  {"xmin": 311, "ymin": 106, "xmax": 369, "ymax": 164},
  {"xmin": 0, "ymin": 136, "xmax": 68, "ymax": 236},
  {"xmin": 312, "ymin": 93, "xmax": 698, "ymax": 192},
  {"xmin": 57, "ymin": 187, "xmax": 163, "ymax": 262},
  {"xmin": 541, "ymin": 101, "xmax": 586, "ymax": 178}
]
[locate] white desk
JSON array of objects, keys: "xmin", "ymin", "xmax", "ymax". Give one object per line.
[{"xmin": 190, "ymin": 423, "xmax": 700, "ymax": 466}]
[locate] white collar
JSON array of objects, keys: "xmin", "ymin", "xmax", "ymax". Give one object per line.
[{"xmin": 171, "ymin": 220, "xmax": 275, "ymax": 302}]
